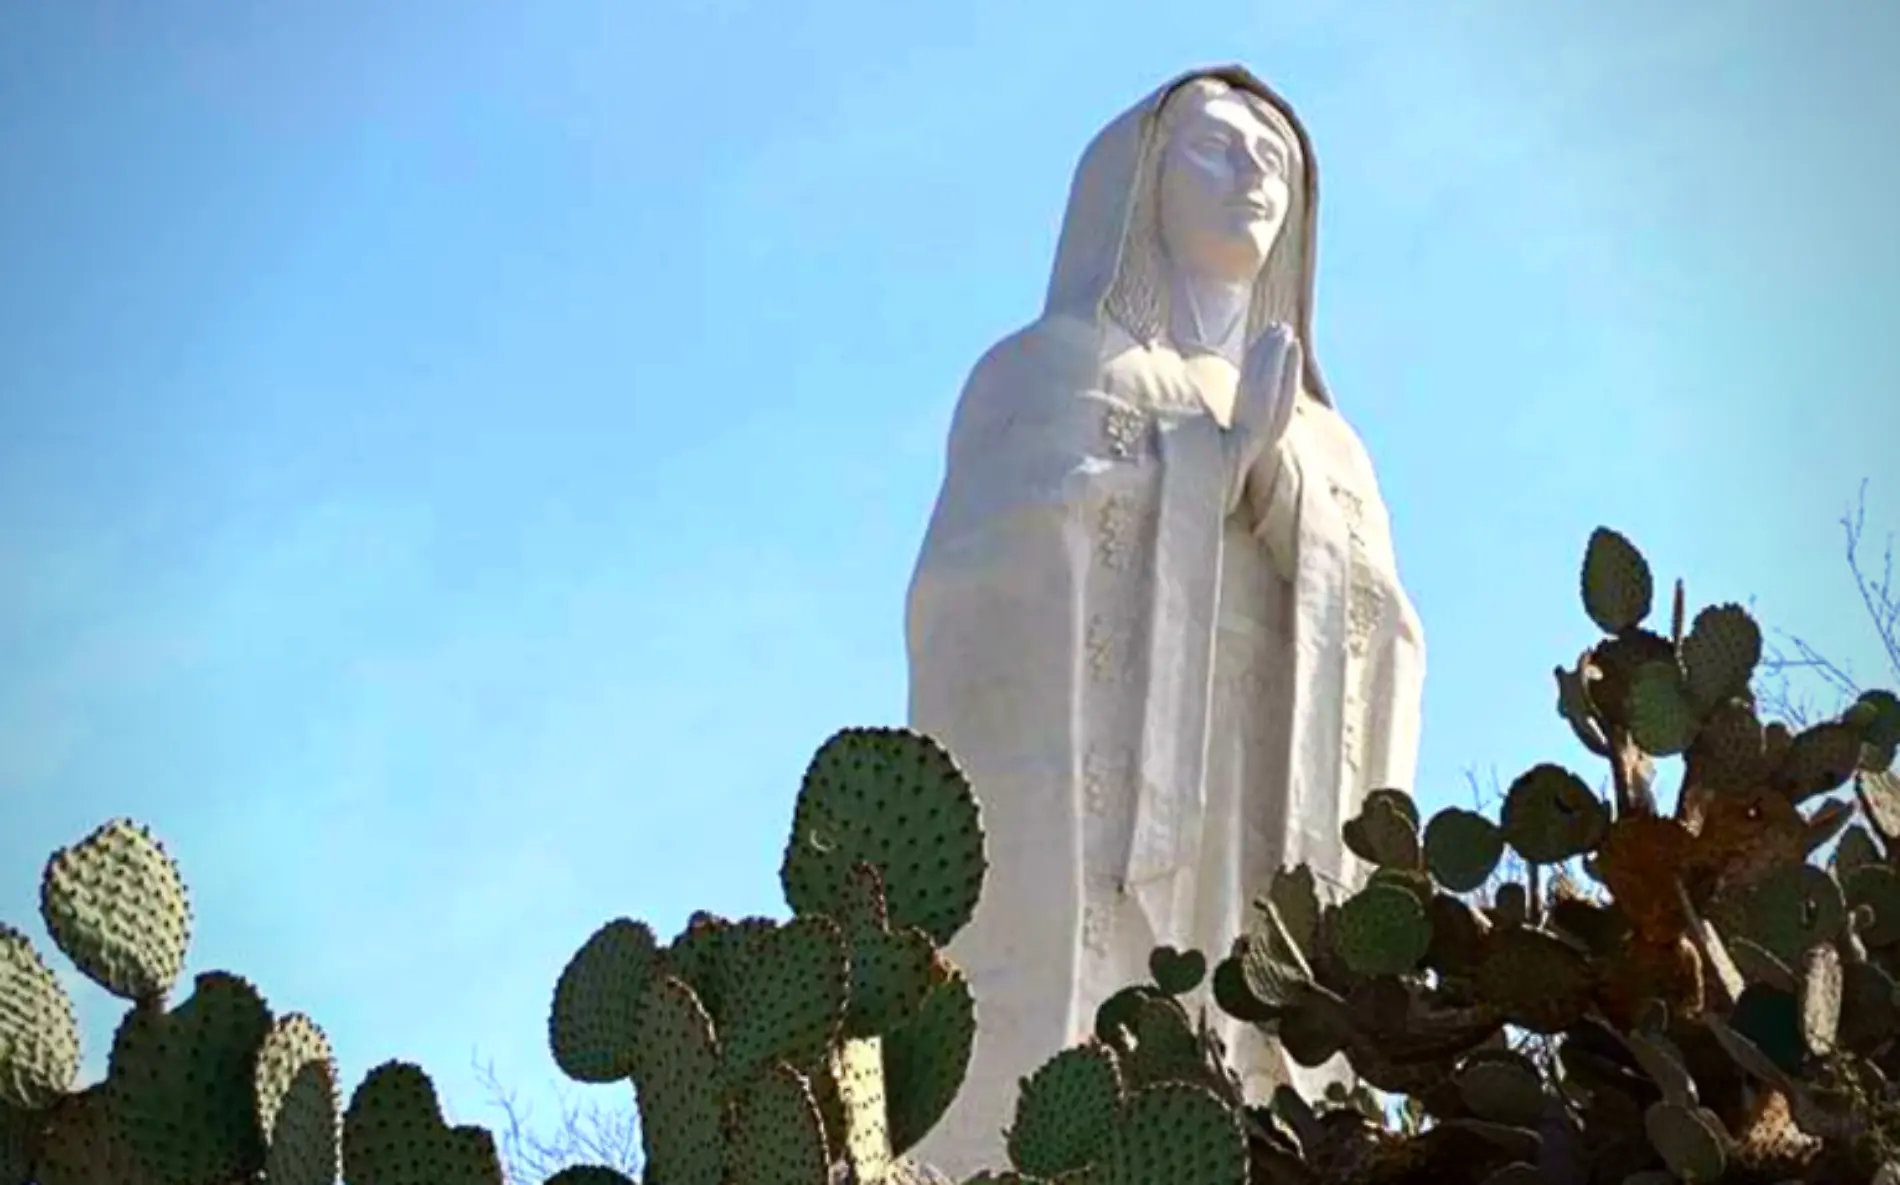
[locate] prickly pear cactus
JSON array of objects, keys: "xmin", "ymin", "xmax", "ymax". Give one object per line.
[{"xmin": 0, "ymin": 817, "xmax": 500, "ymax": 1185}]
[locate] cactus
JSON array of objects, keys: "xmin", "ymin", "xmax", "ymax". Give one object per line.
[{"xmin": 7, "ymin": 528, "xmax": 1900, "ymax": 1184}]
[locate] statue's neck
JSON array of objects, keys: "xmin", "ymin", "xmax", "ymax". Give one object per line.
[{"xmin": 1167, "ymin": 269, "xmax": 1251, "ymax": 367}]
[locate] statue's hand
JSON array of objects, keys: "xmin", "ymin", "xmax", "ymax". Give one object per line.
[{"xmin": 1235, "ymin": 321, "xmax": 1302, "ymax": 447}]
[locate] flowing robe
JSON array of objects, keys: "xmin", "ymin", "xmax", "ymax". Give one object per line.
[{"xmin": 904, "ymin": 67, "xmax": 1426, "ymax": 1177}]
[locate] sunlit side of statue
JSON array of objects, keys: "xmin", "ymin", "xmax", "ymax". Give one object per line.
[{"xmin": 904, "ymin": 67, "xmax": 1426, "ymax": 1175}]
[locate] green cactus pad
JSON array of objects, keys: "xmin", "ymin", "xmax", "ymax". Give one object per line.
[
  {"xmin": 1104, "ymin": 1082, "xmax": 1247, "ymax": 1185},
  {"xmin": 1680, "ymin": 604, "xmax": 1762, "ymax": 708},
  {"xmin": 1331, "ymin": 884, "xmax": 1431, "ymax": 977},
  {"xmin": 1628, "ymin": 662, "xmax": 1697, "ymax": 756},
  {"xmin": 721, "ymin": 915, "xmax": 849, "ymax": 1089},
  {"xmin": 1452, "ymin": 1051, "xmax": 1545, "ymax": 1127},
  {"xmin": 1342, "ymin": 791, "xmax": 1421, "ymax": 870},
  {"xmin": 1844, "ymin": 863, "xmax": 1900, "ymax": 947},
  {"xmin": 629, "ymin": 977, "xmax": 725, "ymax": 1185},
  {"xmin": 1423, "ymin": 808, "xmax": 1505, "ymax": 893},
  {"xmin": 1799, "ymin": 943, "xmax": 1843, "ymax": 1057},
  {"xmin": 0, "ymin": 925, "xmax": 79, "ymax": 1110},
  {"xmin": 1147, "ymin": 946, "xmax": 1208, "ymax": 997},
  {"xmin": 725, "ymin": 1063, "xmax": 830, "ymax": 1185},
  {"xmin": 550, "ymin": 918, "xmax": 659, "ymax": 1084},
  {"xmin": 30, "ymin": 1086, "xmax": 148, "ymax": 1185},
  {"xmin": 883, "ymin": 969, "xmax": 976, "ymax": 1155},
  {"xmin": 664, "ymin": 913, "xmax": 772, "ymax": 1029},
  {"xmin": 781, "ymin": 727, "xmax": 987, "ymax": 947},
  {"xmin": 38, "ymin": 819, "xmax": 190, "ymax": 1002},
  {"xmin": 1775, "ymin": 722, "xmax": 1865, "ymax": 801},
  {"xmin": 1726, "ymin": 862, "xmax": 1846, "ymax": 964},
  {"xmin": 1007, "ymin": 1043, "xmax": 1122, "ymax": 1177},
  {"xmin": 1644, "ymin": 1102, "xmax": 1728, "ymax": 1182},
  {"xmin": 252, "ymin": 1012, "xmax": 340, "ymax": 1185},
  {"xmin": 341, "ymin": 1061, "xmax": 503, "ymax": 1185},
  {"xmin": 1500, "ymin": 764, "xmax": 1609, "ymax": 864},
  {"xmin": 1581, "ymin": 527, "xmax": 1653, "ymax": 634},
  {"xmin": 542, "ymin": 1168, "xmax": 639, "ymax": 1185},
  {"xmin": 839, "ymin": 864, "xmax": 939, "ymax": 1039},
  {"xmin": 1473, "ymin": 928, "xmax": 1592, "ymax": 1034},
  {"xmin": 106, "ymin": 971, "xmax": 272, "ymax": 1185},
  {"xmin": 1859, "ymin": 769, "xmax": 1900, "ymax": 840}
]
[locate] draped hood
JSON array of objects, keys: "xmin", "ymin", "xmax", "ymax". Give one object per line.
[{"xmin": 1043, "ymin": 65, "xmax": 1335, "ymax": 407}]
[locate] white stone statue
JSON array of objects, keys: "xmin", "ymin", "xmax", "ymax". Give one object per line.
[{"xmin": 904, "ymin": 66, "xmax": 1427, "ymax": 1174}]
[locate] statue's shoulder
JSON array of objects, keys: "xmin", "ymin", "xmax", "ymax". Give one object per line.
[{"xmin": 964, "ymin": 313, "xmax": 1108, "ymax": 397}]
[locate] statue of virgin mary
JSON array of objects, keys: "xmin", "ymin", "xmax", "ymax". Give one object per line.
[{"xmin": 904, "ymin": 67, "xmax": 1426, "ymax": 1173}]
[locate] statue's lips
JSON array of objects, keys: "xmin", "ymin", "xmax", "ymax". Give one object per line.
[{"xmin": 1229, "ymin": 199, "xmax": 1277, "ymax": 218}]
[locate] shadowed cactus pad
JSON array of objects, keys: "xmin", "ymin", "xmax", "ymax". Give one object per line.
[
  {"xmin": 1006, "ymin": 1043, "xmax": 1123, "ymax": 1177},
  {"xmin": 106, "ymin": 971, "xmax": 272, "ymax": 1185},
  {"xmin": 38, "ymin": 819, "xmax": 190, "ymax": 1003},
  {"xmin": 1107, "ymin": 1082, "xmax": 1247, "ymax": 1185},
  {"xmin": 1499, "ymin": 764, "xmax": 1608, "ymax": 864},
  {"xmin": 1776, "ymin": 722, "xmax": 1865, "ymax": 801},
  {"xmin": 543, "ymin": 1168, "xmax": 638, "ymax": 1185},
  {"xmin": 252, "ymin": 1012, "xmax": 341, "ymax": 1185},
  {"xmin": 631, "ymin": 977, "xmax": 726, "ymax": 1185},
  {"xmin": 550, "ymin": 918, "xmax": 659, "ymax": 1084},
  {"xmin": 782, "ymin": 727, "xmax": 987, "ymax": 948},
  {"xmin": 1342, "ymin": 790, "xmax": 1420, "ymax": 870},
  {"xmin": 1680, "ymin": 603, "xmax": 1762, "ymax": 708},
  {"xmin": 1332, "ymin": 883, "xmax": 1431, "ymax": 977},
  {"xmin": 1147, "ymin": 947, "xmax": 1207, "ymax": 997},
  {"xmin": 882, "ymin": 969, "xmax": 976, "ymax": 1156},
  {"xmin": 1629, "ymin": 661, "xmax": 1698, "ymax": 756},
  {"xmin": 1581, "ymin": 527, "xmax": 1653, "ymax": 634},
  {"xmin": 1473, "ymin": 928, "xmax": 1592, "ymax": 1033},
  {"xmin": 1453, "ymin": 1051, "xmax": 1545, "ymax": 1128},
  {"xmin": 720, "ymin": 915, "xmax": 850, "ymax": 1089},
  {"xmin": 726, "ymin": 1063, "xmax": 831, "ymax": 1185},
  {"xmin": 0, "ymin": 926, "xmax": 79, "ymax": 1110},
  {"xmin": 340, "ymin": 1061, "xmax": 503, "ymax": 1185},
  {"xmin": 1723, "ymin": 862, "xmax": 1846, "ymax": 964},
  {"xmin": 1644, "ymin": 1101, "xmax": 1728, "ymax": 1181},
  {"xmin": 1423, "ymin": 808, "xmax": 1505, "ymax": 893},
  {"xmin": 839, "ymin": 864, "xmax": 939, "ymax": 1039},
  {"xmin": 30, "ymin": 1086, "xmax": 147, "ymax": 1185}
]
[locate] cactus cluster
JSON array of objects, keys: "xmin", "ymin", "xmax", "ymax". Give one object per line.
[
  {"xmin": 0, "ymin": 818, "xmax": 503, "ymax": 1185},
  {"xmin": 8, "ymin": 528, "xmax": 1900, "ymax": 1184},
  {"xmin": 1132, "ymin": 527, "xmax": 1900, "ymax": 1184},
  {"xmin": 541, "ymin": 726, "xmax": 989, "ymax": 1185}
]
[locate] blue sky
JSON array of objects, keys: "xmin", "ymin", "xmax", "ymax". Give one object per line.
[{"xmin": 2, "ymin": 0, "xmax": 1896, "ymax": 1161}]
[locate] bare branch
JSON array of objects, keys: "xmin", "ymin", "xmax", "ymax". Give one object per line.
[
  {"xmin": 1753, "ymin": 481, "xmax": 1899, "ymax": 726},
  {"xmin": 473, "ymin": 1054, "xmax": 643, "ymax": 1185}
]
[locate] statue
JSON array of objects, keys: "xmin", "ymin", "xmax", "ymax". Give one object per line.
[{"xmin": 903, "ymin": 67, "xmax": 1427, "ymax": 1174}]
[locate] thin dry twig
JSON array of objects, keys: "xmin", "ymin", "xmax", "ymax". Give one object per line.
[
  {"xmin": 473, "ymin": 1054, "xmax": 643, "ymax": 1184},
  {"xmin": 1755, "ymin": 480, "xmax": 1899, "ymax": 726}
]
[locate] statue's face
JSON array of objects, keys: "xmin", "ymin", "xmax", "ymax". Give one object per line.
[{"xmin": 1156, "ymin": 89, "xmax": 1293, "ymax": 283}]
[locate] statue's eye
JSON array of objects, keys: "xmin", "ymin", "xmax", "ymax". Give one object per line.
[{"xmin": 1192, "ymin": 135, "xmax": 1232, "ymax": 158}]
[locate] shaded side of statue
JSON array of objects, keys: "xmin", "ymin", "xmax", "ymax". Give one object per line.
[{"xmin": 903, "ymin": 67, "xmax": 1427, "ymax": 1175}]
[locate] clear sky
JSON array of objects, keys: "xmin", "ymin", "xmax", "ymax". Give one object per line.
[{"xmin": 2, "ymin": 0, "xmax": 1896, "ymax": 1165}]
